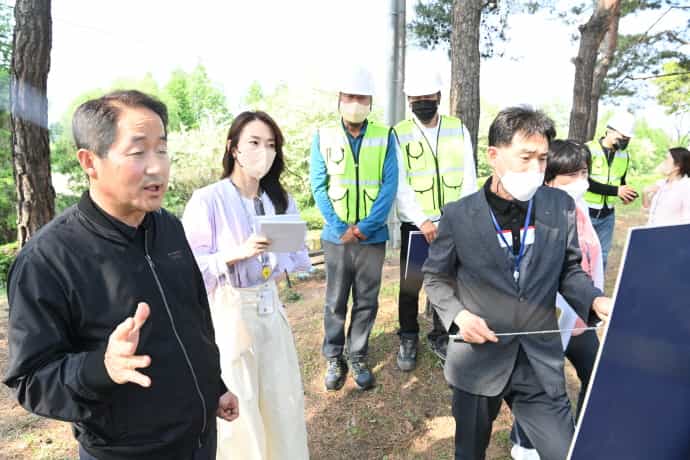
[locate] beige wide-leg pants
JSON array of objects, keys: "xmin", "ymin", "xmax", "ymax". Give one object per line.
[{"xmin": 216, "ymin": 280, "xmax": 309, "ymax": 460}]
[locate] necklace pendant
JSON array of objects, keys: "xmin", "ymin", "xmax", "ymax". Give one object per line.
[
  {"xmin": 262, "ymin": 265, "xmax": 272, "ymax": 280},
  {"xmin": 513, "ymin": 270, "xmax": 520, "ymax": 283}
]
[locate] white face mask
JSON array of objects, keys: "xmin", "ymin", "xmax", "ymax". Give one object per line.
[
  {"xmin": 556, "ymin": 178, "xmax": 589, "ymax": 202},
  {"xmin": 498, "ymin": 169, "xmax": 544, "ymax": 201},
  {"xmin": 236, "ymin": 147, "xmax": 277, "ymax": 180},
  {"xmin": 340, "ymin": 101, "xmax": 370, "ymax": 124}
]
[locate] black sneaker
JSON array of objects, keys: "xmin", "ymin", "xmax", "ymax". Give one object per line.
[
  {"xmin": 397, "ymin": 335, "xmax": 418, "ymax": 372},
  {"xmin": 351, "ymin": 358, "xmax": 375, "ymax": 390},
  {"xmin": 429, "ymin": 334, "xmax": 448, "ymax": 363},
  {"xmin": 324, "ymin": 356, "xmax": 348, "ymax": 391}
]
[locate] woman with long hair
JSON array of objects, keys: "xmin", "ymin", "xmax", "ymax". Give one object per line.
[
  {"xmin": 182, "ymin": 111, "xmax": 310, "ymax": 460},
  {"xmin": 643, "ymin": 147, "xmax": 690, "ymax": 226}
]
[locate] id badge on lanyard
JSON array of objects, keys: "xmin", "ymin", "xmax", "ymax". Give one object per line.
[
  {"xmin": 258, "ymin": 285, "xmax": 275, "ymax": 316},
  {"xmin": 232, "ymin": 181, "xmax": 274, "ymax": 282},
  {"xmin": 490, "ymin": 199, "xmax": 533, "ymax": 284}
]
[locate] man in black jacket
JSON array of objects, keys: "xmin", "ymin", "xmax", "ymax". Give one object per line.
[{"xmin": 3, "ymin": 90, "xmax": 239, "ymax": 460}]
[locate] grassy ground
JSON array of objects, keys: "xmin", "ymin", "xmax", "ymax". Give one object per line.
[{"xmin": 0, "ymin": 204, "xmax": 648, "ymax": 460}]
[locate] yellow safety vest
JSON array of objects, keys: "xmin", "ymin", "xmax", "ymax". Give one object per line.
[
  {"xmin": 394, "ymin": 115, "xmax": 466, "ymax": 218},
  {"xmin": 319, "ymin": 121, "xmax": 389, "ymax": 224},
  {"xmin": 584, "ymin": 140, "xmax": 630, "ymax": 210}
]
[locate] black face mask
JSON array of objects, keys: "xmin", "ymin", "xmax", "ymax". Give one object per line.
[
  {"xmin": 613, "ymin": 138, "xmax": 630, "ymax": 151},
  {"xmin": 410, "ymin": 99, "xmax": 439, "ymax": 123}
]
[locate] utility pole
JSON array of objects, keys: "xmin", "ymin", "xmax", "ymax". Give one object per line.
[
  {"xmin": 385, "ymin": 0, "xmax": 406, "ymax": 249},
  {"xmin": 386, "ymin": 0, "xmax": 405, "ymax": 127}
]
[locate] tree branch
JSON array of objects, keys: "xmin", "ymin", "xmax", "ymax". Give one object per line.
[
  {"xmin": 624, "ymin": 71, "xmax": 690, "ymax": 81},
  {"xmin": 641, "ymin": 6, "xmax": 673, "ymax": 37}
]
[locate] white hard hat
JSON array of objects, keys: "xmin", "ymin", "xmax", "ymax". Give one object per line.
[
  {"xmin": 607, "ymin": 111, "xmax": 635, "ymax": 138},
  {"xmin": 339, "ymin": 66, "xmax": 375, "ymax": 96},
  {"xmin": 404, "ymin": 70, "xmax": 443, "ymax": 97}
]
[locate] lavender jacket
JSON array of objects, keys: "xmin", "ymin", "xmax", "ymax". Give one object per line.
[{"xmin": 182, "ymin": 178, "xmax": 311, "ymax": 294}]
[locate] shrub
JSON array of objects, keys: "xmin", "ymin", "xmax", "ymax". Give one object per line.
[
  {"xmin": 0, "ymin": 240, "xmax": 18, "ymax": 288},
  {"xmin": 299, "ymin": 206, "xmax": 324, "ymax": 231}
]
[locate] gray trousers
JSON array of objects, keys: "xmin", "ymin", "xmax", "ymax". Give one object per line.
[
  {"xmin": 451, "ymin": 348, "xmax": 575, "ymax": 460},
  {"xmin": 321, "ymin": 240, "xmax": 386, "ymax": 359}
]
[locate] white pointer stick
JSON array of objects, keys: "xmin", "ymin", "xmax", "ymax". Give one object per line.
[{"xmin": 449, "ymin": 325, "xmax": 602, "ymax": 342}]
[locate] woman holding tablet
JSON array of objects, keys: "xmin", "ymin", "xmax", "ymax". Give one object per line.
[{"xmin": 182, "ymin": 111, "xmax": 310, "ymax": 460}]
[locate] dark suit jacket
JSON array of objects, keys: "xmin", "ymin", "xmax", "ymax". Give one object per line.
[{"xmin": 423, "ymin": 186, "xmax": 602, "ymax": 398}]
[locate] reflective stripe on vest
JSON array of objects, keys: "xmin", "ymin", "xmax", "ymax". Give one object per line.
[
  {"xmin": 394, "ymin": 115, "xmax": 466, "ymax": 218},
  {"xmin": 584, "ymin": 141, "xmax": 629, "ymax": 209},
  {"xmin": 319, "ymin": 122, "xmax": 389, "ymax": 224}
]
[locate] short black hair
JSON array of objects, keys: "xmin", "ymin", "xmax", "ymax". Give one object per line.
[
  {"xmin": 544, "ymin": 139, "xmax": 592, "ymax": 183},
  {"xmin": 669, "ymin": 147, "xmax": 690, "ymax": 178},
  {"xmin": 72, "ymin": 90, "xmax": 168, "ymax": 158},
  {"xmin": 488, "ymin": 106, "xmax": 556, "ymax": 148}
]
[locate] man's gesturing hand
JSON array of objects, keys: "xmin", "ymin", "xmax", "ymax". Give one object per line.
[
  {"xmin": 454, "ymin": 310, "xmax": 498, "ymax": 344},
  {"xmin": 105, "ymin": 302, "xmax": 152, "ymax": 387},
  {"xmin": 592, "ymin": 296, "xmax": 612, "ymax": 323},
  {"xmin": 217, "ymin": 391, "xmax": 240, "ymax": 422}
]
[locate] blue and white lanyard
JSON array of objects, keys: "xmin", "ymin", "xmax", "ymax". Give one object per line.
[
  {"xmin": 231, "ymin": 181, "xmax": 271, "ymax": 279},
  {"xmin": 489, "ymin": 199, "xmax": 533, "ymax": 284}
]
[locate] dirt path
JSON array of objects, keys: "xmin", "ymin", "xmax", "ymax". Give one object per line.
[{"xmin": 0, "ymin": 208, "xmax": 647, "ymax": 459}]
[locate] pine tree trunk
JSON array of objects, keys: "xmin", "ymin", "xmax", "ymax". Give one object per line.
[
  {"xmin": 450, "ymin": 0, "xmax": 482, "ymax": 168},
  {"xmin": 586, "ymin": 3, "xmax": 621, "ymax": 141},
  {"xmin": 11, "ymin": 0, "xmax": 54, "ymax": 247},
  {"xmin": 568, "ymin": 0, "xmax": 619, "ymax": 143}
]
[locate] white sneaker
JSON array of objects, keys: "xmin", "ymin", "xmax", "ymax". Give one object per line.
[{"xmin": 511, "ymin": 444, "xmax": 541, "ymax": 460}]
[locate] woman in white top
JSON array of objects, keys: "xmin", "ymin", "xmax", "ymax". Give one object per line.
[
  {"xmin": 182, "ymin": 111, "xmax": 310, "ymax": 460},
  {"xmin": 644, "ymin": 147, "xmax": 690, "ymax": 226}
]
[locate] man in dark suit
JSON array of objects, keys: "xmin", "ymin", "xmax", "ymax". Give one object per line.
[{"xmin": 423, "ymin": 106, "xmax": 611, "ymax": 460}]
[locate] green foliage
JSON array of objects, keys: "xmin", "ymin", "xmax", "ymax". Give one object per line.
[
  {"xmin": 242, "ymin": 82, "xmax": 339, "ymax": 210},
  {"xmin": 408, "ymin": 0, "xmax": 453, "ymax": 51},
  {"xmin": 299, "ymin": 206, "xmax": 324, "ymax": 231},
  {"xmin": 603, "ymin": 2, "xmax": 690, "ymax": 101},
  {"xmin": 283, "ymin": 288, "xmax": 303, "ymax": 303},
  {"xmin": 655, "ymin": 60, "xmax": 690, "ymax": 116},
  {"xmin": 164, "ymin": 122, "xmax": 226, "ymax": 216},
  {"xmin": 48, "ymin": 65, "xmax": 232, "ymax": 209},
  {"xmin": 243, "ymin": 81, "xmax": 264, "ymax": 107},
  {"xmin": 0, "ymin": 3, "xmax": 10, "ymax": 72},
  {"xmin": 0, "ymin": 139, "xmax": 14, "ymax": 243},
  {"xmin": 409, "ymin": 1, "xmax": 688, "ymax": 106},
  {"xmin": 408, "ymin": 0, "xmax": 512, "ymax": 58},
  {"xmin": 474, "ymin": 99, "xmax": 500, "ymax": 179},
  {"xmin": 164, "ymin": 65, "xmax": 231, "ymax": 131},
  {"xmin": 55, "ymin": 192, "xmax": 80, "ymax": 215},
  {"xmin": 45, "ymin": 70, "xmax": 343, "ymax": 227},
  {"xmin": 626, "ymin": 118, "xmax": 672, "ymax": 176},
  {"xmin": 0, "ymin": 4, "xmax": 13, "ymax": 244},
  {"xmin": 0, "ymin": 240, "xmax": 18, "ymax": 288}
]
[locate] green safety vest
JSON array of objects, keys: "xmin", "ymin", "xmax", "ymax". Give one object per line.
[
  {"xmin": 584, "ymin": 140, "xmax": 630, "ymax": 210},
  {"xmin": 319, "ymin": 121, "xmax": 389, "ymax": 224},
  {"xmin": 394, "ymin": 115, "xmax": 466, "ymax": 218}
]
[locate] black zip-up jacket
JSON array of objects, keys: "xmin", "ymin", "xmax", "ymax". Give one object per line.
[{"xmin": 3, "ymin": 192, "xmax": 224, "ymax": 460}]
